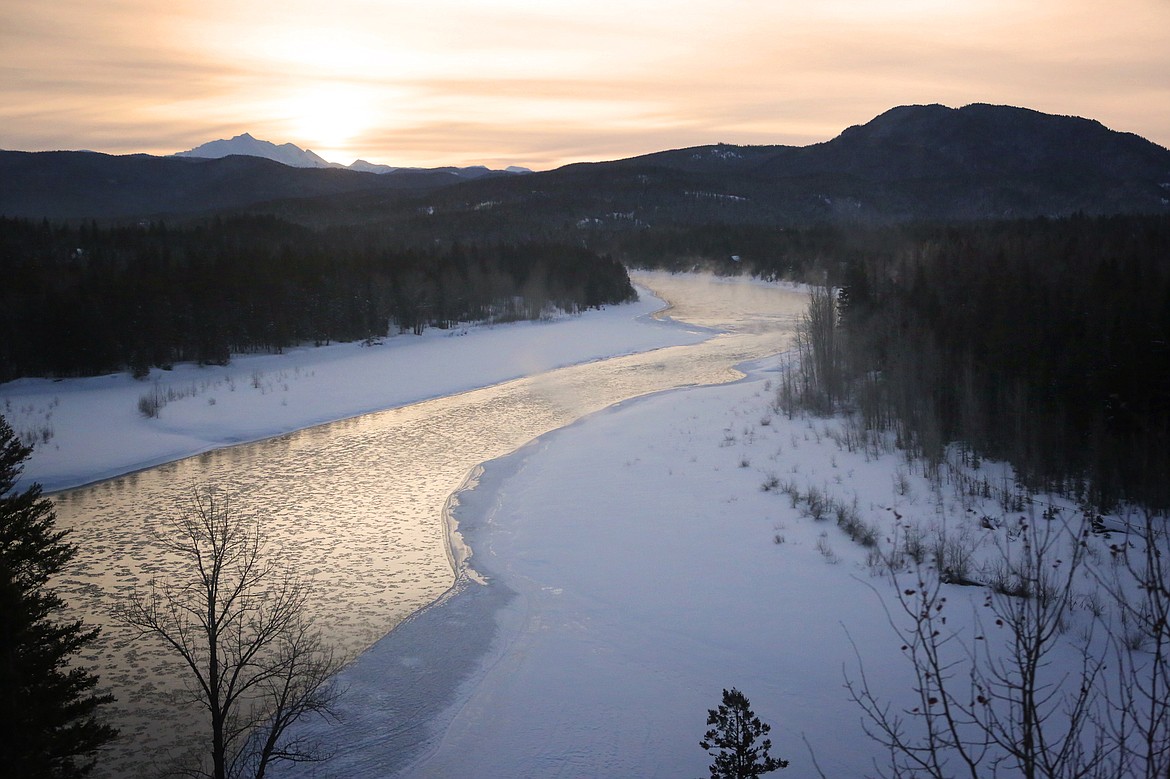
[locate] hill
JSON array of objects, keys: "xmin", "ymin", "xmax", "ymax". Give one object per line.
[
  {"xmin": 3, "ymin": 104, "xmax": 1168, "ymax": 225},
  {"xmin": 426, "ymin": 103, "xmax": 1170, "ymax": 228},
  {"xmin": 0, "ymin": 150, "xmax": 469, "ymax": 221}
]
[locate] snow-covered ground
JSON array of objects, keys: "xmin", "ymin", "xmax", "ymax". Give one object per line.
[
  {"xmin": 1, "ymin": 287, "xmax": 709, "ymax": 493},
  {"xmin": 272, "ymin": 348, "xmax": 1157, "ymax": 779},
  {"xmin": 269, "ymin": 354, "xmax": 913, "ymax": 777},
  {"xmin": 6, "ymin": 273, "xmax": 1157, "ymax": 778}
]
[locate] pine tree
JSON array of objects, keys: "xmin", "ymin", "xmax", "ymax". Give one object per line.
[
  {"xmin": 700, "ymin": 688, "xmax": 788, "ymax": 778},
  {"xmin": 0, "ymin": 415, "xmax": 117, "ymax": 777}
]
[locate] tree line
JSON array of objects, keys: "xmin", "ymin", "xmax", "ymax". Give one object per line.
[
  {"xmin": 0, "ymin": 215, "xmax": 636, "ymax": 381},
  {"xmin": 769, "ymin": 213, "xmax": 1170, "ymax": 511}
]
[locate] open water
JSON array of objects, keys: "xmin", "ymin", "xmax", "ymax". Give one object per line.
[{"xmin": 52, "ymin": 272, "xmax": 807, "ymax": 777}]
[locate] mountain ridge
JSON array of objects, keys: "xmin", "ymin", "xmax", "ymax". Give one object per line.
[
  {"xmin": 472, "ymin": 102, "xmax": 1170, "ymax": 225},
  {"xmin": 175, "ymin": 132, "xmax": 337, "ymax": 169},
  {"xmin": 174, "ymin": 133, "xmax": 533, "ymax": 178},
  {"xmin": 4, "ymin": 103, "xmax": 1168, "ymax": 223}
]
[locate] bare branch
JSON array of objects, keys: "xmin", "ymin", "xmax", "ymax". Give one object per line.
[{"xmin": 115, "ymin": 486, "xmax": 340, "ymax": 779}]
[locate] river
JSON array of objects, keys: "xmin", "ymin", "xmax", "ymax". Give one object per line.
[{"xmin": 52, "ymin": 272, "xmax": 807, "ymax": 778}]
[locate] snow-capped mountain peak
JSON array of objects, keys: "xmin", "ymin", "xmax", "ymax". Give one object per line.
[
  {"xmin": 347, "ymin": 159, "xmax": 400, "ymax": 174},
  {"xmin": 175, "ymin": 134, "xmax": 337, "ymax": 169},
  {"xmin": 175, "ymin": 134, "xmax": 534, "ymax": 177}
]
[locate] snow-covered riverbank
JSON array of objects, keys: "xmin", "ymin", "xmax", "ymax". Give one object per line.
[
  {"xmin": 270, "ymin": 351, "xmax": 917, "ymax": 777},
  {"xmin": 1, "ymin": 283, "xmax": 710, "ymax": 492},
  {"xmin": 10, "ymin": 272, "xmax": 1153, "ymax": 778},
  {"xmin": 272, "ymin": 345, "xmax": 1156, "ymax": 779}
]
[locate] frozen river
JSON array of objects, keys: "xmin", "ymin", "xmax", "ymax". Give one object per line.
[{"xmin": 52, "ymin": 273, "xmax": 807, "ymax": 778}]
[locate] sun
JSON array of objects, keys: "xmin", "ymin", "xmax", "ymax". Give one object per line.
[{"xmin": 281, "ymin": 86, "xmax": 373, "ymax": 163}]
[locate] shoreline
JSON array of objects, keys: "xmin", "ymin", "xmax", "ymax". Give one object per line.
[
  {"xmin": 29, "ymin": 272, "xmax": 810, "ymax": 778},
  {"xmin": 441, "ymin": 463, "xmax": 486, "ymax": 585},
  {"xmin": 4, "ymin": 279, "xmax": 712, "ymax": 494},
  {"xmin": 415, "ymin": 356, "xmax": 773, "ymax": 774},
  {"xmin": 266, "ymin": 350, "xmax": 795, "ymax": 779},
  {"xmin": 263, "ymin": 277, "xmax": 809, "ymax": 776}
]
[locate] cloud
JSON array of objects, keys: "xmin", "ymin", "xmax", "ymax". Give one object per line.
[{"xmin": 2, "ymin": 0, "xmax": 1167, "ymax": 166}]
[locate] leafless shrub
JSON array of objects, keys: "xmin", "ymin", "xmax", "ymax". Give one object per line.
[
  {"xmin": 893, "ymin": 467, "xmax": 912, "ymax": 497},
  {"xmin": 779, "ymin": 479, "xmax": 801, "ymax": 508},
  {"xmin": 805, "ymin": 485, "xmax": 829, "ymax": 521},
  {"xmin": 902, "ymin": 523, "xmax": 928, "ymax": 566},
  {"xmin": 847, "ymin": 513, "xmax": 1111, "ymax": 779},
  {"xmin": 815, "ymin": 533, "xmax": 839, "ymax": 564},
  {"xmin": 834, "ymin": 496, "xmax": 878, "ymax": 547},
  {"xmin": 931, "ymin": 526, "xmax": 978, "ymax": 585},
  {"xmin": 982, "ymin": 559, "xmax": 1032, "ymax": 600},
  {"xmin": 137, "ymin": 385, "xmax": 164, "ymax": 418}
]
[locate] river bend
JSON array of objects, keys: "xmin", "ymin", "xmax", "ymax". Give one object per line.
[{"xmin": 52, "ymin": 273, "xmax": 807, "ymax": 777}]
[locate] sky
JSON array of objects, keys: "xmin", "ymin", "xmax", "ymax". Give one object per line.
[{"xmin": 2, "ymin": 0, "xmax": 1168, "ymax": 170}]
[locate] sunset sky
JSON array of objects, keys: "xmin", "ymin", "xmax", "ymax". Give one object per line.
[{"xmin": 3, "ymin": 0, "xmax": 1168, "ymax": 170}]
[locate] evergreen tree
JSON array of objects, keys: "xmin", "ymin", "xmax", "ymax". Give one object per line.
[
  {"xmin": 700, "ymin": 688, "xmax": 788, "ymax": 778},
  {"xmin": 0, "ymin": 415, "xmax": 117, "ymax": 777}
]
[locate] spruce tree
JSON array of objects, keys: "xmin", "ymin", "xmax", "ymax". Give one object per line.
[
  {"xmin": 700, "ymin": 688, "xmax": 788, "ymax": 778},
  {"xmin": 0, "ymin": 415, "xmax": 116, "ymax": 777}
]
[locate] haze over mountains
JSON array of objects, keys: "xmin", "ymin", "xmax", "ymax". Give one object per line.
[
  {"xmin": 175, "ymin": 132, "xmax": 534, "ymax": 177},
  {"xmin": 2, "ymin": 103, "xmax": 1168, "ymax": 225},
  {"xmin": 175, "ymin": 132, "xmax": 343, "ymax": 169}
]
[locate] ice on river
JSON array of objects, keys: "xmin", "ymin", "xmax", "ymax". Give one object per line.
[{"xmin": 4, "ymin": 274, "xmax": 808, "ymax": 777}]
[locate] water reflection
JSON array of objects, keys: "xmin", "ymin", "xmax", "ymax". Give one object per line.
[{"xmin": 53, "ymin": 272, "xmax": 806, "ymax": 777}]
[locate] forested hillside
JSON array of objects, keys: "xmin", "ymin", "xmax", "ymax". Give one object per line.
[
  {"xmin": 5, "ymin": 106, "xmax": 1167, "ymax": 230},
  {"xmin": 742, "ymin": 214, "xmax": 1170, "ymax": 511},
  {"xmin": 4, "ymin": 103, "xmax": 1168, "ymax": 512},
  {"xmin": 842, "ymin": 214, "xmax": 1170, "ymax": 510},
  {"xmin": 0, "ymin": 216, "xmax": 635, "ymax": 380}
]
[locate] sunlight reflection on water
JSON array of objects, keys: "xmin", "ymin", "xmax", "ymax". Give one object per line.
[{"xmin": 53, "ymin": 272, "xmax": 807, "ymax": 777}]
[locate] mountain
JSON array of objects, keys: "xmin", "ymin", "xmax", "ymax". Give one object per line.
[
  {"xmin": 348, "ymin": 159, "xmax": 399, "ymax": 174},
  {"xmin": 563, "ymin": 103, "xmax": 1170, "ymax": 223},
  {"xmin": 175, "ymin": 134, "xmax": 532, "ymax": 180},
  {"xmin": 0, "ymin": 150, "xmax": 464, "ymax": 220},
  {"xmin": 175, "ymin": 133, "xmax": 337, "ymax": 169},
  {"xmin": 3, "ymin": 104, "xmax": 1167, "ymax": 223},
  {"xmin": 0, "ymin": 139, "xmax": 526, "ymax": 220},
  {"xmin": 268, "ymin": 103, "xmax": 1167, "ymax": 238}
]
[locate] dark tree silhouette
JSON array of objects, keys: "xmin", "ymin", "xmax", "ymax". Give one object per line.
[
  {"xmin": 700, "ymin": 687, "xmax": 788, "ymax": 778},
  {"xmin": 118, "ymin": 487, "xmax": 341, "ymax": 779},
  {"xmin": 0, "ymin": 216, "xmax": 637, "ymax": 382},
  {"xmin": 0, "ymin": 415, "xmax": 117, "ymax": 777}
]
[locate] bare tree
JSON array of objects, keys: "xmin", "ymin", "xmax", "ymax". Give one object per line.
[
  {"xmin": 847, "ymin": 515, "xmax": 1113, "ymax": 779},
  {"xmin": 1098, "ymin": 510, "xmax": 1170, "ymax": 779},
  {"xmin": 791, "ymin": 285, "xmax": 845, "ymax": 414},
  {"xmin": 118, "ymin": 488, "xmax": 341, "ymax": 779}
]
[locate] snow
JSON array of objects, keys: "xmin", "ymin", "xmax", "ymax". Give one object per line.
[
  {"xmin": 269, "ymin": 343, "xmax": 1144, "ymax": 778},
  {"xmin": 172, "ymin": 135, "xmax": 532, "ymax": 175},
  {"xmin": 0, "ymin": 289, "xmax": 710, "ymax": 493},
  {"xmin": 267, "ymin": 354, "xmax": 917, "ymax": 778},
  {"xmin": 175, "ymin": 133, "xmax": 336, "ymax": 168},
  {"xmin": 5, "ymin": 273, "xmax": 1153, "ymax": 778}
]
